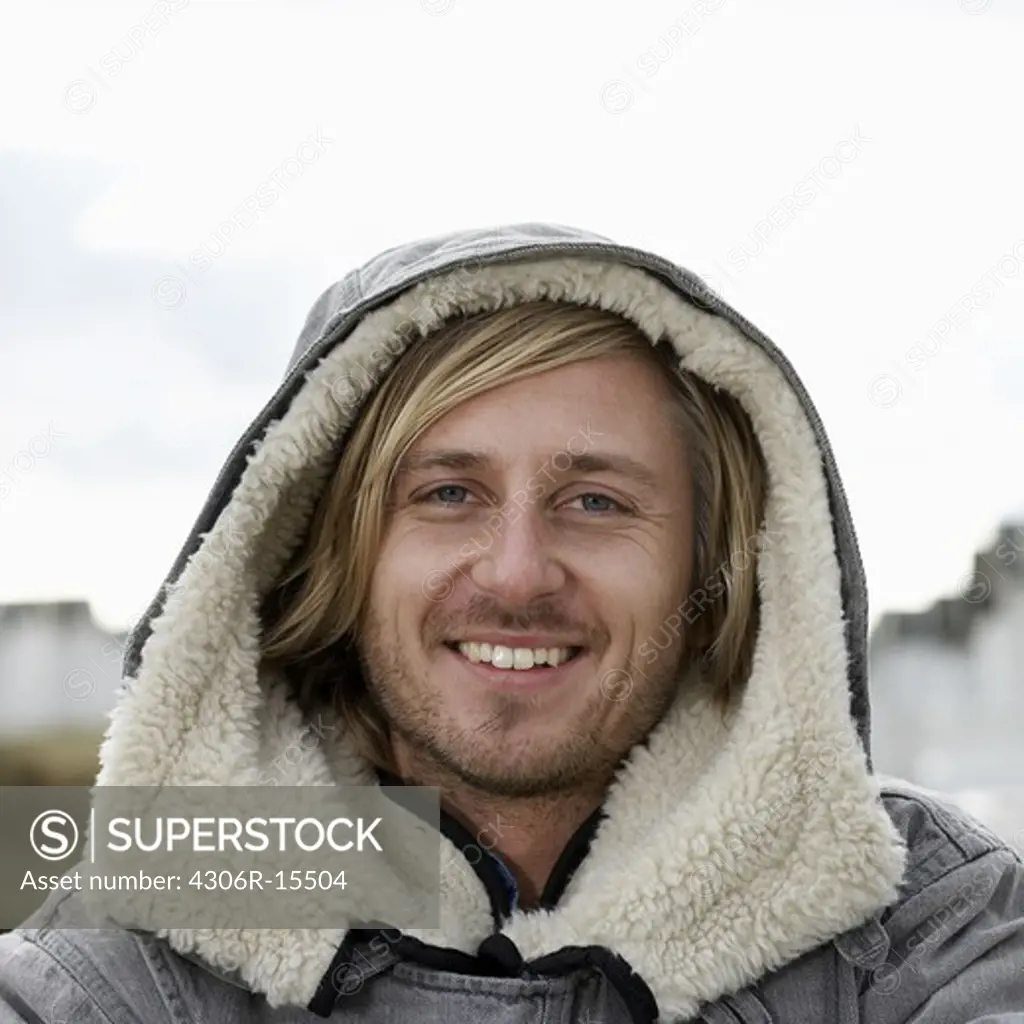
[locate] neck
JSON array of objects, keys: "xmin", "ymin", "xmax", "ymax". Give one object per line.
[{"xmin": 390, "ymin": 745, "xmax": 606, "ymax": 908}]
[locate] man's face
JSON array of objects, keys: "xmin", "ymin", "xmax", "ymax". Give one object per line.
[{"xmin": 361, "ymin": 351, "xmax": 694, "ymax": 798}]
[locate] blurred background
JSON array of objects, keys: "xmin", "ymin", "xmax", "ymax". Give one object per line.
[{"xmin": 1, "ymin": 0, "xmax": 1022, "ymax": 860}]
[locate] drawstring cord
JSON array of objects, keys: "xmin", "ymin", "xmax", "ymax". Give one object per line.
[{"xmin": 310, "ymin": 928, "xmax": 660, "ymax": 1024}]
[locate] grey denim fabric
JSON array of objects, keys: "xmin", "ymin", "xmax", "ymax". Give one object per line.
[
  {"xmin": 2, "ymin": 783, "xmax": 1022, "ymax": 1022},
  {"xmin": 3, "ymin": 224, "xmax": 1022, "ymax": 1021}
]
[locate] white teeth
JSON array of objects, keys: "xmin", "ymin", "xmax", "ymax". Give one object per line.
[
  {"xmin": 512, "ymin": 648, "xmax": 533, "ymax": 670},
  {"xmin": 455, "ymin": 642, "xmax": 576, "ymax": 670},
  {"xmin": 493, "ymin": 645, "xmax": 515, "ymax": 670}
]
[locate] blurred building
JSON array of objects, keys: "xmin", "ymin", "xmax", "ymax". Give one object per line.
[
  {"xmin": 869, "ymin": 521, "xmax": 1024, "ymax": 843},
  {"xmin": 0, "ymin": 600, "xmax": 125, "ymax": 739}
]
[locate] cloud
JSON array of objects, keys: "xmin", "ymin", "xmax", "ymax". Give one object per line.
[{"xmin": 0, "ymin": 151, "xmax": 313, "ymax": 485}]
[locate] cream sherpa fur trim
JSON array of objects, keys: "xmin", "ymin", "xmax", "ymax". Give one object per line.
[{"xmin": 94, "ymin": 258, "xmax": 907, "ymax": 1020}]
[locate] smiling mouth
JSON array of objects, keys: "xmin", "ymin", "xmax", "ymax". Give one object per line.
[{"xmin": 443, "ymin": 641, "xmax": 585, "ymax": 672}]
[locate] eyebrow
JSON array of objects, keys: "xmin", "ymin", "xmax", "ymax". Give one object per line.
[{"xmin": 395, "ymin": 448, "xmax": 661, "ymax": 495}]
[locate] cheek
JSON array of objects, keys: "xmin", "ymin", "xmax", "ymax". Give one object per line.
[
  {"xmin": 382, "ymin": 525, "xmax": 455, "ymax": 589},
  {"xmin": 372, "ymin": 531, "xmax": 424, "ymax": 598},
  {"xmin": 365, "ymin": 549, "xmax": 404, "ymax": 638},
  {"xmin": 631, "ymin": 577, "xmax": 685, "ymax": 632},
  {"xmin": 369, "ymin": 536, "xmax": 440, "ymax": 638}
]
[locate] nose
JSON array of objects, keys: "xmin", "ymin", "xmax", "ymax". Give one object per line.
[{"xmin": 463, "ymin": 502, "xmax": 567, "ymax": 605}]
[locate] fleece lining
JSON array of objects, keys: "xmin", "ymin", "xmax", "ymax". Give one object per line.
[{"xmin": 93, "ymin": 252, "xmax": 907, "ymax": 1021}]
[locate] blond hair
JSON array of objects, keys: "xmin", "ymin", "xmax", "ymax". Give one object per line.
[{"xmin": 261, "ymin": 300, "xmax": 768, "ymax": 772}]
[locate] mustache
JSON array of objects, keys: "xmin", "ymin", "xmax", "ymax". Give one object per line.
[{"xmin": 426, "ymin": 599, "xmax": 604, "ymax": 648}]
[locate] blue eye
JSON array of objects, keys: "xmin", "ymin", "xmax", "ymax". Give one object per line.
[
  {"xmin": 423, "ymin": 485, "xmax": 470, "ymax": 506},
  {"xmin": 572, "ymin": 493, "xmax": 626, "ymax": 514}
]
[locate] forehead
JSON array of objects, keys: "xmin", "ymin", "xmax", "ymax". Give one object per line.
[{"xmin": 413, "ymin": 354, "xmax": 678, "ymax": 447}]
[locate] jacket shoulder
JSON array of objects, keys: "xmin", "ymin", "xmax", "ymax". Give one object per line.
[
  {"xmin": 834, "ymin": 777, "xmax": 1024, "ymax": 1021},
  {"xmin": 0, "ymin": 890, "xmax": 188, "ymax": 1024},
  {"xmin": 759, "ymin": 781, "xmax": 1024, "ymax": 1022},
  {"xmin": 878, "ymin": 775, "xmax": 1017, "ymax": 901}
]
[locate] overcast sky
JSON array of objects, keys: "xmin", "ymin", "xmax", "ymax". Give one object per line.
[{"xmin": 1, "ymin": 0, "xmax": 1022, "ymax": 633}]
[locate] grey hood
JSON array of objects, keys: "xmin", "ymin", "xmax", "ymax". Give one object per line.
[{"xmin": 96, "ymin": 223, "xmax": 906, "ymax": 1021}]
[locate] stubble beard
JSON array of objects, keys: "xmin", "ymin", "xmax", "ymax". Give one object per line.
[{"xmin": 358, "ymin": 618, "xmax": 684, "ymax": 800}]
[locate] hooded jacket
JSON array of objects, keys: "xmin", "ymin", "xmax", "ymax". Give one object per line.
[{"xmin": 2, "ymin": 223, "xmax": 1022, "ymax": 1023}]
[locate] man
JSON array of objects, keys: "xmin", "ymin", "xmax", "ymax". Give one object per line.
[{"xmin": 1, "ymin": 223, "xmax": 1022, "ymax": 1022}]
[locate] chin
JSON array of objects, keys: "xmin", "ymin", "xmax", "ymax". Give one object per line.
[{"xmin": 454, "ymin": 759, "xmax": 577, "ymax": 799}]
